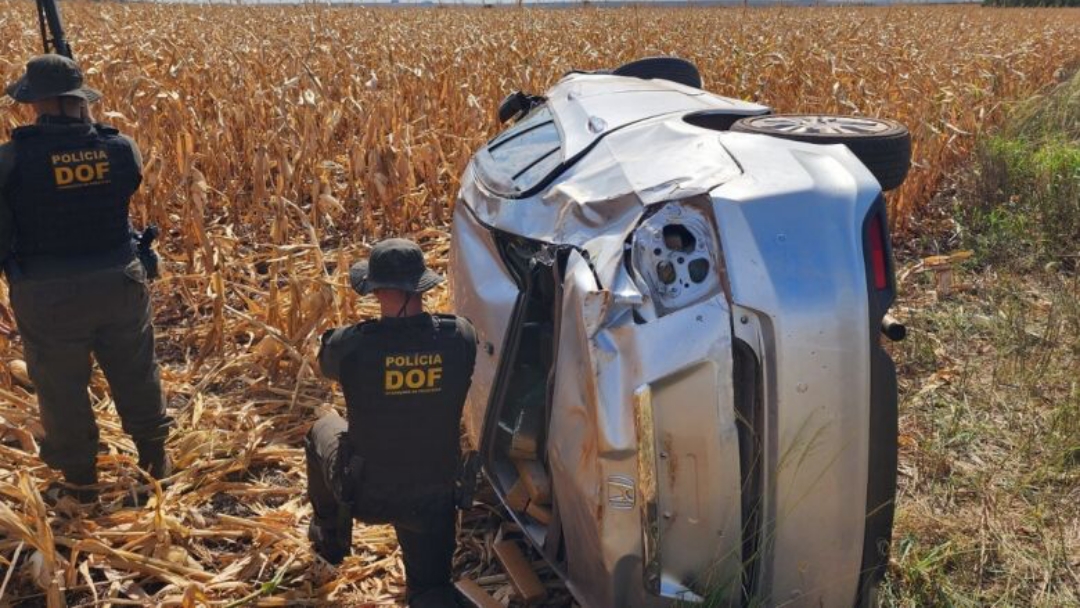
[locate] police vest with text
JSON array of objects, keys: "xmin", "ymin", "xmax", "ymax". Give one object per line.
[
  {"xmin": 339, "ymin": 314, "xmax": 477, "ymax": 487},
  {"xmin": 7, "ymin": 123, "xmax": 139, "ymax": 267}
]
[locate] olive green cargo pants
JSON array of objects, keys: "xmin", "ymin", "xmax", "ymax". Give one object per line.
[{"xmin": 9, "ymin": 259, "xmax": 171, "ymax": 476}]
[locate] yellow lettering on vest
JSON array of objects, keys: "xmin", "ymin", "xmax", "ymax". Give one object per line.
[
  {"xmin": 383, "ymin": 351, "xmax": 447, "ymax": 394},
  {"xmin": 55, "ymin": 166, "xmax": 74, "ymax": 185},
  {"xmin": 404, "ymin": 369, "xmax": 426, "ymax": 389},
  {"xmin": 95, "ymin": 162, "xmax": 110, "ymax": 181},
  {"xmin": 428, "ymin": 367, "xmax": 443, "ymax": 387},
  {"xmin": 74, "ymin": 164, "xmax": 95, "ymax": 182},
  {"xmin": 385, "ymin": 370, "xmax": 404, "ymax": 391}
]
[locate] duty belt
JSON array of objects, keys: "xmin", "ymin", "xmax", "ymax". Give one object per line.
[
  {"xmin": 13, "ymin": 243, "xmax": 135, "ymax": 280},
  {"xmin": 338, "ymin": 448, "xmax": 480, "ymax": 510}
]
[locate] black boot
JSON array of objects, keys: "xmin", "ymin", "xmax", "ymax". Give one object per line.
[
  {"xmin": 46, "ymin": 467, "xmax": 98, "ymax": 505},
  {"xmin": 407, "ymin": 585, "xmax": 461, "ymax": 608},
  {"xmin": 136, "ymin": 439, "xmax": 173, "ymax": 480},
  {"xmin": 121, "ymin": 440, "xmax": 173, "ymax": 508},
  {"xmin": 308, "ymin": 512, "xmax": 352, "ymax": 565}
]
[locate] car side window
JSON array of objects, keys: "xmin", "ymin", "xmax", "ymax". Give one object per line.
[{"xmin": 479, "ymin": 106, "xmax": 563, "ymax": 195}]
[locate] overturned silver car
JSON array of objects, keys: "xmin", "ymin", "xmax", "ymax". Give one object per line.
[{"xmin": 450, "ymin": 58, "xmax": 908, "ymax": 608}]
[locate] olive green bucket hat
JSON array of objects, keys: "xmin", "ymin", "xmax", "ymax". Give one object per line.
[
  {"xmin": 349, "ymin": 238, "xmax": 444, "ymax": 296},
  {"xmin": 5, "ymin": 54, "xmax": 101, "ymax": 104}
]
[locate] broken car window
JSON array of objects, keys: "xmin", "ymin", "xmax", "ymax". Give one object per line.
[{"xmin": 480, "ymin": 106, "xmax": 563, "ymax": 195}]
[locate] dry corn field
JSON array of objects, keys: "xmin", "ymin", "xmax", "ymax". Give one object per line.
[{"xmin": 1, "ymin": 2, "xmax": 1079, "ymax": 606}]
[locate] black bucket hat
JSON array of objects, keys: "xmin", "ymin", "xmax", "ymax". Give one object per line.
[
  {"xmin": 349, "ymin": 238, "xmax": 444, "ymax": 296},
  {"xmin": 5, "ymin": 54, "xmax": 101, "ymax": 104}
]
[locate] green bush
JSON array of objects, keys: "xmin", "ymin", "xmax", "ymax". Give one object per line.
[{"xmin": 962, "ymin": 72, "xmax": 1080, "ymax": 270}]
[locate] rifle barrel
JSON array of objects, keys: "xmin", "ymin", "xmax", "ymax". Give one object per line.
[{"xmin": 35, "ymin": 0, "xmax": 73, "ymax": 59}]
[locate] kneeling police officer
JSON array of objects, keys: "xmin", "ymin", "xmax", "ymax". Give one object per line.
[
  {"xmin": 307, "ymin": 238, "xmax": 477, "ymax": 608},
  {"xmin": 0, "ymin": 55, "xmax": 172, "ymax": 502}
]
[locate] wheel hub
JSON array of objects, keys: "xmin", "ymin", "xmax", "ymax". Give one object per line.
[{"xmin": 747, "ymin": 115, "xmax": 893, "ymax": 136}]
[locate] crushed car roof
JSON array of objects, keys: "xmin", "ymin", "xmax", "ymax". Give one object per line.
[
  {"xmin": 473, "ymin": 74, "xmax": 770, "ymax": 199},
  {"xmin": 548, "ymin": 73, "xmax": 770, "ymax": 160}
]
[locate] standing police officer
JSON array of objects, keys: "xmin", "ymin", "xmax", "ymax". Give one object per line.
[
  {"xmin": 0, "ymin": 55, "xmax": 172, "ymax": 502},
  {"xmin": 306, "ymin": 238, "xmax": 477, "ymax": 608}
]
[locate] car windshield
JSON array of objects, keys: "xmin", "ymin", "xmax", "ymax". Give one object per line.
[{"xmin": 478, "ymin": 105, "xmax": 563, "ymax": 196}]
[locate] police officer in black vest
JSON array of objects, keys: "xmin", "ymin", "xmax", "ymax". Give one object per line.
[
  {"xmin": 0, "ymin": 55, "xmax": 172, "ymax": 502},
  {"xmin": 307, "ymin": 238, "xmax": 477, "ymax": 608}
]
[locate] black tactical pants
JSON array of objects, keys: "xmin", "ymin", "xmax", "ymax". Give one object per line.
[
  {"xmin": 305, "ymin": 412, "xmax": 457, "ymax": 606},
  {"xmin": 9, "ymin": 260, "xmax": 171, "ymax": 476}
]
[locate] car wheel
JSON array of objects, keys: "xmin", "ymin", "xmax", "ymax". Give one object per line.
[
  {"xmin": 731, "ymin": 115, "xmax": 912, "ymax": 191},
  {"xmin": 612, "ymin": 56, "xmax": 703, "ymax": 90}
]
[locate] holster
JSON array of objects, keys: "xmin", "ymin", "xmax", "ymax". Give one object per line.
[
  {"xmin": 337, "ymin": 442, "xmax": 365, "ymax": 507},
  {"xmin": 454, "ymin": 450, "xmax": 481, "ymax": 510},
  {"xmin": 333, "ymin": 441, "xmax": 363, "ymax": 539},
  {"xmin": 137, "ymin": 248, "xmax": 160, "ymax": 281},
  {"xmin": 134, "ymin": 225, "xmax": 161, "ymax": 281}
]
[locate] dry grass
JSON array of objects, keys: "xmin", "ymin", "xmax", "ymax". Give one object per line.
[
  {"xmin": 884, "ymin": 253, "xmax": 1080, "ymax": 608},
  {"xmin": 0, "ymin": 2, "xmax": 1079, "ymax": 606}
]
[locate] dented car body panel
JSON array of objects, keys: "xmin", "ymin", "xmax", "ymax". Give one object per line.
[
  {"xmin": 449, "ymin": 207, "xmax": 519, "ymax": 444},
  {"xmin": 450, "ymin": 72, "xmax": 897, "ymax": 608}
]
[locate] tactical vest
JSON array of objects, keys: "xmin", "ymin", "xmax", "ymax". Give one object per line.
[
  {"xmin": 6, "ymin": 123, "xmax": 139, "ymax": 271},
  {"xmin": 339, "ymin": 314, "xmax": 477, "ymax": 487}
]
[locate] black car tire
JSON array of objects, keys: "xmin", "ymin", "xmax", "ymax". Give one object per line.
[
  {"xmin": 731, "ymin": 115, "xmax": 912, "ymax": 191},
  {"xmin": 612, "ymin": 57, "xmax": 702, "ymax": 90}
]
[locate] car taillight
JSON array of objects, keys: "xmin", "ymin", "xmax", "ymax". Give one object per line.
[{"xmin": 868, "ymin": 214, "xmax": 889, "ymax": 290}]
